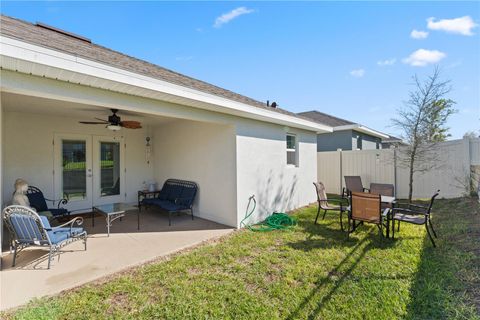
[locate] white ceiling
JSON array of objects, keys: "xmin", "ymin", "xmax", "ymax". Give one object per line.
[{"xmin": 1, "ymin": 92, "xmax": 176, "ymax": 125}]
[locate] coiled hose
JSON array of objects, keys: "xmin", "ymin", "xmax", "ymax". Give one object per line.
[{"xmin": 240, "ymin": 195, "xmax": 296, "ymax": 231}]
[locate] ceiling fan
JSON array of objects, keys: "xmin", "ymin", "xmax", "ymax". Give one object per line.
[{"xmin": 79, "ymin": 109, "xmax": 142, "ymax": 131}]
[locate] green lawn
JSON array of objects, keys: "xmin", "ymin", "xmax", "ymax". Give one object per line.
[{"xmin": 5, "ymin": 198, "xmax": 479, "ymax": 319}]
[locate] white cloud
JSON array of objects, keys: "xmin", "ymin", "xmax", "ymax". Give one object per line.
[
  {"xmin": 214, "ymin": 7, "xmax": 254, "ymax": 28},
  {"xmin": 402, "ymin": 49, "xmax": 446, "ymax": 67},
  {"xmin": 410, "ymin": 29, "xmax": 429, "ymax": 39},
  {"xmin": 350, "ymin": 69, "xmax": 365, "ymax": 78},
  {"xmin": 427, "ymin": 16, "xmax": 478, "ymax": 36},
  {"xmin": 377, "ymin": 58, "xmax": 396, "ymax": 66}
]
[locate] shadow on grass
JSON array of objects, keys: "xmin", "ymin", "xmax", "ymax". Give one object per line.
[
  {"xmin": 285, "ymin": 235, "xmax": 374, "ymax": 320},
  {"xmin": 404, "ymin": 198, "xmax": 480, "ymax": 319},
  {"xmin": 285, "ymin": 208, "xmax": 397, "ymax": 319}
]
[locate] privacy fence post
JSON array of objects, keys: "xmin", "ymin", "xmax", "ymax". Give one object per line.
[
  {"xmin": 463, "ymin": 136, "xmax": 471, "ymax": 195},
  {"xmin": 338, "ymin": 148, "xmax": 343, "ymax": 195}
]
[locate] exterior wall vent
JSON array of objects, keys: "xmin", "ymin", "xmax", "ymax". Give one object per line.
[{"xmin": 36, "ymin": 22, "xmax": 92, "ymax": 43}]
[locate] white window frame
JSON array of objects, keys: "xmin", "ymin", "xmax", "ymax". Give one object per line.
[{"xmin": 286, "ymin": 133, "xmax": 298, "ymax": 167}]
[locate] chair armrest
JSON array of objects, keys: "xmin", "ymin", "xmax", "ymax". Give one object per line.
[
  {"xmin": 395, "ymin": 202, "xmax": 428, "ymax": 211},
  {"xmin": 44, "ymin": 197, "xmax": 69, "ymax": 208},
  {"xmin": 407, "ymin": 203, "xmax": 428, "ymax": 210},
  {"xmin": 51, "ymin": 216, "xmax": 84, "ymax": 230},
  {"xmin": 326, "ymin": 198, "xmax": 349, "ymax": 206},
  {"xmin": 392, "ymin": 207, "xmax": 428, "ymax": 216}
]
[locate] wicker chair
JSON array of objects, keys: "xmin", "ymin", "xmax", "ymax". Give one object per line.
[
  {"xmin": 313, "ymin": 182, "xmax": 348, "ymax": 231},
  {"xmin": 3, "ymin": 205, "xmax": 87, "ymax": 269},
  {"xmin": 391, "ymin": 190, "xmax": 440, "ymax": 247},
  {"xmin": 348, "ymin": 192, "xmax": 390, "ymax": 238}
]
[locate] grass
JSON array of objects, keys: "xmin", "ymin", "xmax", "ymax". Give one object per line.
[{"xmin": 4, "ymin": 197, "xmax": 479, "ymax": 319}]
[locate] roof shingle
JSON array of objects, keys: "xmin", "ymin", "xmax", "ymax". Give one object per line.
[
  {"xmin": 0, "ymin": 14, "xmax": 309, "ymax": 121},
  {"xmin": 297, "ymin": 110, "xmax": 355, "ymax": 127}
]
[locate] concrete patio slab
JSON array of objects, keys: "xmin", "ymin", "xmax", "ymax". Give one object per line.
[{"xmin": 0, "ymin": 209, "xmax": 234, "ymax": 311}]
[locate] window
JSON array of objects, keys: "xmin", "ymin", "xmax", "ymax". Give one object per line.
[
  {"xmin": 286, "ymin": 134, "xmax": 298, "ymax": 166},
  {"xmin": 357, "ymin": 136, "xmax": 362, "ymax": 150}
]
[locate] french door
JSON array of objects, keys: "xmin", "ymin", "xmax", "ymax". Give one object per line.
[{"xmin": 54, "ymin": 134, "xmax": 125, "ymax": 212}]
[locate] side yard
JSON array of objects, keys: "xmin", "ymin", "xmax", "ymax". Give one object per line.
[{"xmin": 4, "ymin": 198, "xmax": 479, "ymax": 319}]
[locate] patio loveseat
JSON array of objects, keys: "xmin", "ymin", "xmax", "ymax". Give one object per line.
[{"xmin": 141, "ymin": 179, "xmax": 198, "ymax": 226}]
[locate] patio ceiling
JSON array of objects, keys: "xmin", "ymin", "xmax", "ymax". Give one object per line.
[{"xmin": 1, "ymin": 92, "xmax": 176, "ymax": 126}]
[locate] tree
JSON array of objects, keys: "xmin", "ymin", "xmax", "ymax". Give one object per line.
[
  {"xmin": 392, "ymin": 67, "xmax": 456, "ymax": 202},
  {"xmin": 463, "ymin": 131, "xmax": 480, "ymax": 139}
]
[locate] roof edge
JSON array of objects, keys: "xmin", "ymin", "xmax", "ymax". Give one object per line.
[
  {"xmin": 0, "ymin": 35, "xmax": 333, "ymax": 133},
  {"xmin": 333, "ymin": 124, "xmax": 389, "ymax": 139}
]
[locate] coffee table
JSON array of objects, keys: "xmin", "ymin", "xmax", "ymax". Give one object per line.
[{"xmin": 92, "ymin": 203, "xmax": 138, "ymax": 237}]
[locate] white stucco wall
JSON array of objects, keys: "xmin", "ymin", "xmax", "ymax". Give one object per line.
[
  {"xmin": 153, "ymin": 120, "xmax": 237, "ymax": 227},
  {"xmin": 2, "ymin": 112, "xmax": 153, "ymax": 208},
  {"xmin": 1, "ymin": 72, "xmax": 319, "ymax": 228},
  {"xmin": 236, "ymin": 120, "xmax": 318, "ymax": 226}
]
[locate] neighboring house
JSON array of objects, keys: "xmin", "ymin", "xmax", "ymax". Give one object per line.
[
  {"xmin": 298, "ymin": 110, "xmax": 389, "ymax": 152},
  {"xmin": 381, "ymin": 135, "xmax": 407, "ymax": 149},
  {"xmin": 0, "ymin": 15, "xmax": 333, "ymax": 236}
]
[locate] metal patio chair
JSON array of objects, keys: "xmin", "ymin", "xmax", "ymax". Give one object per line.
[
  {"xmin": 347, "ymin": 192, "xmax": 390, "ymax": 239},
  {"xmin": 313, "ymin": 182, "xmax": 348, "ymax": 231},
  {"xmin": 391, "ymin": 190, "xmax": 440, "ymax": 247},
  {"xmin": 26, "ymin": 186, "xmax": 70, "ymax": 218},
  {"xmin": 343, "ymin": 176, "xmax": 369, "ymax": 198},
  {"xmin": 3, "ymin": 205, "xmax": 87, "ymax": 269},
  {"xmin": 370, "ymin": 183, "xmax": 395, "ymax": 210}
]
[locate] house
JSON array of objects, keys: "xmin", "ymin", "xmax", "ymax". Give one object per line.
[
  {"xmin": 381, "ymin": 135, "xmax": 407, "ymax": 149},
  {"xmin": 298, "ymin": 110, "xmax": 389, "ymax": 152},
  {"xmin": 0, "ymin": 14, "xmax": 332, "ymax": 242}
]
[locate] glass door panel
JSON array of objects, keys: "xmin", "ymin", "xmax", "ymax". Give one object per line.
[
  {"xmin": 100, "ymin": 142, "xmax": 121, "ymax": 197},
  {"xmin": 54, "ymin": 134, "xmax": 93, "ymax": 212},
  {"xmin": 93, "ymin": 136, "xmax": 124, "ymax": 205},
  {"xmin": 62, "ymin": 140, "xmax": 87, "ymax": 200}
]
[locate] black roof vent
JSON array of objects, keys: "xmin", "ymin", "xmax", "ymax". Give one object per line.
[
  {"xmin": 271, "ymin": 101, "xmax": 277, "ymax": 108},
  {"xmin": 36, "ymin": 22, "xmax": 91, "ymax": 43}
]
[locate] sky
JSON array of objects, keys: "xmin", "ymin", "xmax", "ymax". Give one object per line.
[{"xmin": 1, "ymin": 1, "xmax": 479, "ymax": 139}]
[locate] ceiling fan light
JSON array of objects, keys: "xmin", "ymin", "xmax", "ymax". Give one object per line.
[{"xmin": 107, "ymin": 124, "xmax": 122, "ymax": 131}]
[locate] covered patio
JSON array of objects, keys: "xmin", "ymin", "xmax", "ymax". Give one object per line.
[{"xmin": 1, "ymin": 208, "xmax": 233, "ymax": 310}]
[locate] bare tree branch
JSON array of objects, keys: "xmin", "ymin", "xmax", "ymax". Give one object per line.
[{"xmin": 391, "ymin": 66, "xmax": 457, "ymax": 201}]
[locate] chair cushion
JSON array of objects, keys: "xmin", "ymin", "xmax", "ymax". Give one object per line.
[
  {"xmin": 11, "ymin": 214, "xmax": 44, "ymax": 243},
  {"xmin": 156, "ymin": 200, "xmax": 184, "ymax": 212},
  {"xmin": 49, "ymin": 208, "xmax": 69, "ymax": 217},
  {"xmin": 47, "ymin": 230, "xmax": 69, "ymax": 244},
  {"xmin": 27, "ymin": 192, "xmax": 49, "ymax": 212},
  {"xmin": 53, "ymin": 227, "xmax": 84, "ymax": 237},
  {"xmin": 142, "ymin": 198, "xmax": 184, "ymax": 212},
  {"xmin": 39, "ymin": 215, "xmax": 52, "ymax": 229},
  {"xmin": 167, "ymin": 185, "xmax": 183, "ymax": 202}
]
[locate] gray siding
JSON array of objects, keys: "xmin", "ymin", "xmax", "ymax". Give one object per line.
[
  {"xmin": 317, "ymin": 130, "xmax": 353, "ymax": 151},
  {"xmin": 317, "ymin": 130, "xmax": 382, "ymax": 152},
  {"xmin": 351, "ymin": 130, "xmax": 381, "ymax": 150}
]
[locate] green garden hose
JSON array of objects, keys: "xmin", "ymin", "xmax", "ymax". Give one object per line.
[{"xmin": 240, "ymin": 195, "xmax": 297, "ymax": 231}]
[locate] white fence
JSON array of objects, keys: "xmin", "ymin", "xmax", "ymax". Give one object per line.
[{"xmin": 317, "ymin": 137, "xmax": 480, "ymax": 199}]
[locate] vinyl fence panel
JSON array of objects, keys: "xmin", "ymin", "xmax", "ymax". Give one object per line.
[{"xmin": 317, "ymin": 137, "xmax": 478, "ymax": 199}]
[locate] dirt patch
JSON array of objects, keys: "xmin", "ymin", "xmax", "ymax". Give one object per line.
[{"xmin": 106, "ymin": 292, "xmax": 131, "ymax": 315}]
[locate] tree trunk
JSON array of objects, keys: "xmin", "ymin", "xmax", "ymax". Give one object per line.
[{"xmin": 408, "ymin": 152, "xmax": 415, "ymax": 203}]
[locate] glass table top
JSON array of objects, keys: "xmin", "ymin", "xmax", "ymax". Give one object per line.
[{"xmin": 93, "ymin": 203, "xmax": 137, "ymax": 215}]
